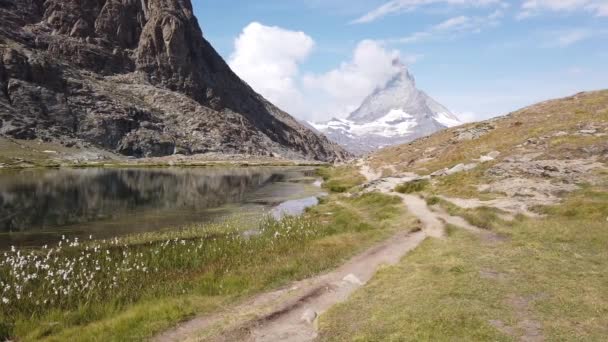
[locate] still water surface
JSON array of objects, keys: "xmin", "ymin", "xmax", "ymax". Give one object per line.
[{"xmin": 0, "ymin": 167, "xmax": 323, "ymax": 249}]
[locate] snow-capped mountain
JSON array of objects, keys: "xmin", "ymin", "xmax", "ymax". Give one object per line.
[{"xmin": 311, "ymin": 64, "xmax": 461, "ymax": 155}]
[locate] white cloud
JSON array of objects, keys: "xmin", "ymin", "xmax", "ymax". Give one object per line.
[
  {"xmin": 228, "ymin": 24, "xmax": 420, "ymax": 122},
  {"xmin": 541, "ymin": 28, "xmax": 608, "ymax": 47},
  {"xmin": 302, "ymin": 40, "xmax": 407, "ymax": 120},
  {"xmin": 554, "ymin": 29, "xmax": 593, "ymax": 46},
  {"xmin": 352, "ymin": 0, "xmax": 504, "ymax": 24},
  {"xmin": 387, "ymin": 11, "xmax": 502, "ymax": 44},
  {"xmin": 228, "ymin": 22, "xmax": 315, "ymax": 117},
  {"xmin": 518, "ymin": 0, "xmax": 608, "ymax": 19}
]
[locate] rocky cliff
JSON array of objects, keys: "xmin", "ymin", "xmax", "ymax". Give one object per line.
[{"xmin": 0, "ymin": 0, "xmax": 348, "ymax": 161}]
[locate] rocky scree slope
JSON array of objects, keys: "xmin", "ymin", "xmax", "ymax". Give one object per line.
[
  {"xmin": 313, "ymin": 64, "xmax": 460, "ymax": 155},
  {"xmin": 0, "ymin": 0, "xmax": 348, "ymax": 161}
]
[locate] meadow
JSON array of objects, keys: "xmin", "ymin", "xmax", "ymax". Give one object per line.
[
  {"xmin": 319, "ymin": 184, "xmax": 608, "ymax": 341},
  {"xmin": 0, "ymin": 167, "xmax": 412, "ymax": 341}
]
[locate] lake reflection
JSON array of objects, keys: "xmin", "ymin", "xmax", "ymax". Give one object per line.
[{"xmin": 0, "ymin": 167, "xmax": 320, "ymax": 248}]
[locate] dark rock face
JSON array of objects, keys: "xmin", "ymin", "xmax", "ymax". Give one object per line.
[{"xmin": 0, "ymin": 0, "xmax": 349, "ymax": 161}]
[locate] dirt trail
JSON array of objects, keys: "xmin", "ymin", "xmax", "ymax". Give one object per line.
[
  {"xmin": 398, "ymin": 194, "xmax": 444, "ymax": 238},
  {"xmin": 155, "ymin": 230, "xmax": 426, "ymax": 342},
  {"xmin": 357, "ymin": 160, "xmax": 382, "ymax": 182},
  {"xmin": 155, "ymin": 164, "xmax": 490, "ymax": 342}
]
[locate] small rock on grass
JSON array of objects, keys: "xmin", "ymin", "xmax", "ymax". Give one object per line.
[
  {"xmin": 487, "ymin": 151, "xmax": 501, "ymax": 159},
  {"xmin": 553, "ymin": 131, "xmax": 568, "ymax": 137}
]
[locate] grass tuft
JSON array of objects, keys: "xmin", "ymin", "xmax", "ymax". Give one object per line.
[
  {"xmin": 395, "ymin": 179, "xmax": 429, "ymax": 194},
  {"xmin": 317, "ymin": 166, "xmax": 365, "ymax": 193}
]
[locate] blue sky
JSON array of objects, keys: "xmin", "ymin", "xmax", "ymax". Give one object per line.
[{"xmin": 194, "ymin": 0, "xmax": 608, "ymax": 122}]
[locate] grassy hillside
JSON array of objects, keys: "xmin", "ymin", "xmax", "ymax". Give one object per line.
[
  {"xmin": 319, "ymin": 90, "xmax": 608, "ymax": 341},
  {"xmin": 319, "ymin": 184, "xmax": 608, "ymax": 341},
  {"xmin": 368, "ymin": 90, "xmax": 608, "ymax": 175}
]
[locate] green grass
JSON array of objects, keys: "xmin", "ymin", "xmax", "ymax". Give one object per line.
[
  {"xmin": 319, "ymin": 185, "xmax": 608, "ymax": 341},
  {"xmin": 395, "ymin": 179, "xmax": 429, "ymax": 194},
  {"xmin": 429, "ymin": 165, "xmax": 501, "ymax": 200},
  {"xmin": 0, "ymin": 186, "xmax": 414, "ymax": 341},
  {"xmin": 432, "ymin": 197, "xmax": 508, "ymax": 230},
  {"xmin": 318, "ymin": 165, "xmax": 366, "ymax": 193}
]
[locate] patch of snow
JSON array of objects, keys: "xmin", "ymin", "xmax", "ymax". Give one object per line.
[
  {"xmin": 434, "ymin": 112, "xmax": 461, "ymax": 127},
  {"xmin": 312, "ymin": 109, "xmax": 418, "ymax": 138}
]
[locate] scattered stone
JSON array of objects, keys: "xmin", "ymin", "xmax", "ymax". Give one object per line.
[
  {"xmin": 465, "ymin": 163, "xmax": 478, "ymax": 171},
  {"xmin": 579, "ymin": 129, "xmax": 597, "ymax": 135},
  {"xmin": 553, "ymin": 131, "xmax": 568, "ymax": 137},
  {"xmin": 487, "ymin": 151, "xmax": 501, "ymax": 159},
  {"xmin": 447, "ymin": 164, "xmax": 466, "ymax": 174},
  {"xmin": 343, "ymin": 274, "xmax": 364, "ymax": 286},
  {"xmin": 543, "ymin": 165, "xmax": 559, "ymax": 172},
  {"xmin": 300, "ymin": 309, "xmax": 317, "ymax": 324},
  {"xmin": 446, "ymin": 163, "xmax": 478, "ymax": 175},
  {"xmin": 453, "ymin": 123, "xmax": 495, "ymax": 141},
  {"xmin": 431, "ymin": 168, "xmax": 449, "ymax": 177},
  {"xmin": 42, "ymin": 150, "xmax": 58, "ymax": 154},
  {"xmin": 525, "ymin": 138, "xmax": 539, "ymax": 145}
]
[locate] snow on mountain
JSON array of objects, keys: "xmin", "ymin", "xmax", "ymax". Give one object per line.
[{"xmin": 312, "ymin": 62, "xmax": 461, "ymax": 155}]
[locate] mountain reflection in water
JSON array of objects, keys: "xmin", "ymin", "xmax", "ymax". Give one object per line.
[{"xmin": 0, "ymin": 167, "xmax": 320, "ymax": 248}]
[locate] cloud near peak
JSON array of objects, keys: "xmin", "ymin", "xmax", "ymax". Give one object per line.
[
  {"xmin": 303, "ymin": 40, "xmax": 407, "ymax": 119},
  {"xmin": 228, "ymin": 24, "xmax": 413, "ymax": 121}
]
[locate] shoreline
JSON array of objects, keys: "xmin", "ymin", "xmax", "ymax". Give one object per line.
[{"xmin": 0, "ymin": 137, "xmax": 335, "ymax": 171}]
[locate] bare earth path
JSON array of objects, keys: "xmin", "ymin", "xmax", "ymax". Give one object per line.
[
  {"xmin": 155, "ymin": 167, "xmax": 487, "ymax": 342},
  {"xmin": 155, "ymin": 229, "xmax": 426, "ymax": 342}
]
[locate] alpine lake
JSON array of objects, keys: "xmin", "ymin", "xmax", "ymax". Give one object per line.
[{"xmin": 0, "ymin": 167, "xmax": 325, "ymax": 249}]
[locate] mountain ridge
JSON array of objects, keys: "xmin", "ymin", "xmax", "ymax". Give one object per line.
[{"xmin": 0, "ymin": 0, "xmax": 349, "ymax": 162}]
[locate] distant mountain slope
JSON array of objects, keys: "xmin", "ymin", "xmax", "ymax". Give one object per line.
[
  {"xmin": 0, "ymin": 0, "xmax": 348, "ymax": 161},
  {"xmin": 366, "ymin": 90, "xmax": 608, "ymax": 176},
  {"xmin": 312, "ymin": 64, "xmax": 460, "ymax": 155}
]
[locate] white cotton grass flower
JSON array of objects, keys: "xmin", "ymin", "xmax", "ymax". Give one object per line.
[{"xmin": 1, "ymin": 214, "xmax": 321, "ymax": 322}]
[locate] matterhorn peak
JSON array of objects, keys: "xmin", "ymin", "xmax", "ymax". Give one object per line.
[{"xmin": 312, "ymin": 66, "xmax": 461, "ymax": 155}]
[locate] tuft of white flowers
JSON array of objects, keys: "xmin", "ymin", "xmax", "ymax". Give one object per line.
[{"xmin": 0, "ymin": 215, "xmax": 321, "ymax": 320}]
